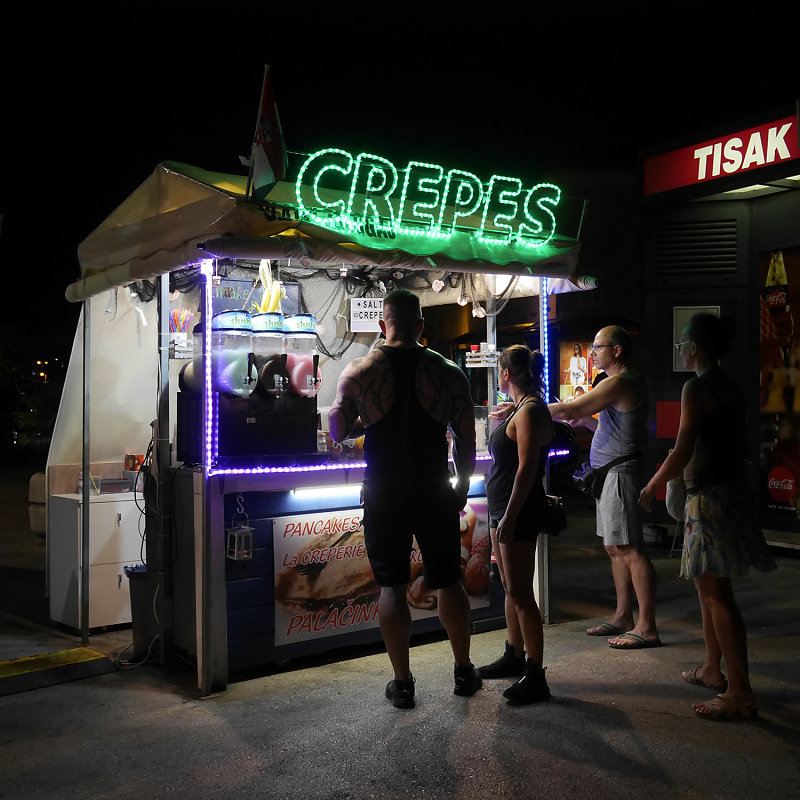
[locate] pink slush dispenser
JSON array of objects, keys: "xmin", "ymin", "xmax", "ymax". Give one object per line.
[{"xmin": 283, "ymin": 314, "xmax": 321, "ymax": 397}]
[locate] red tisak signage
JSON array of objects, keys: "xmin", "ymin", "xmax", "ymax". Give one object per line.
[{"xmin": 643, "ymin": 115, "xmax": 800, "ymax": 196}]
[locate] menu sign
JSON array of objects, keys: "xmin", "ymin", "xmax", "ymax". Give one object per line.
[
  {"xmin": 272, "ymin": 500, "xmax": 491, "ymax": 645},
  {"xmin": 350, "ymin": 297, "xmax": 383, "ymax": 332}
]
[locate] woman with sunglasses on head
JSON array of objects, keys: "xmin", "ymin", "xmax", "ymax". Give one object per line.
[
  {"xmin": 639, "ymin": 313, "xmax": 776, "ymax": 720},
  {"xmin": 478, "ymin": 345, "xmax": 554, "ymax": 704}
]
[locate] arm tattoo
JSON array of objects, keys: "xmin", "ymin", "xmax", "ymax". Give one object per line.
[
  {"xmin": 332, "ymin": 376, "xmax": 362, "ymax": 437},
  {"xmin": 361, "ymin": 369, "xmax": 394, "ymax": 427},
  {"xmin": 336, "ymin": 351, "xmax": 394, "ymax": 429},
  {"xmin": 417, "ymin": 357, "xmax": 471, "ymax": 431}
]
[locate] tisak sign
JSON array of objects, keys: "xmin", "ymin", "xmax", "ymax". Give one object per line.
[{"xmin": 643, "ymin": 115, "xmax": 800, "ymax": 196}]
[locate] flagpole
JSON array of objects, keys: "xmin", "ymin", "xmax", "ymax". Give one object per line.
[{"xmin": 245, "ymin": 65, "xmax": 269, "ymax": 201}]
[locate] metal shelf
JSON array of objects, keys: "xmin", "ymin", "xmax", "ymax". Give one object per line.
[{"xmin": 465, "ymin": 351, "xmax": 499, "ymax": 368}]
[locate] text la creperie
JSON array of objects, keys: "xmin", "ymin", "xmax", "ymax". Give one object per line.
[{"xmin": 295, "ymin": 147, "xmax": 562, "ymax": 248}]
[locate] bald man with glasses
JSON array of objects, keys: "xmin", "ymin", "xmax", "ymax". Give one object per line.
[{"xmin": 548, "ymin": 326, "xmax": 660, "ymax": 649}]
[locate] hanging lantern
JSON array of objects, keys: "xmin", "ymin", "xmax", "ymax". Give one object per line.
[{"xmin": 226, "ymin": 494, "xmax": 254, "ymax": 561}]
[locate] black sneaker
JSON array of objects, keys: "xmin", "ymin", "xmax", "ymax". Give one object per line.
[
  {"xmin": 502, "ymin": 663, "xmax": 551, "ymax": 705},
  {"xmin": 385, "ymin": 675, "xmax": 415, "ymax": 709},
  {"xmin": 453, "ymin": 663, "xmax": 483, "ymax": 696},
  {"xmin": 477, "ymin": 641, "xmax": 525, "ymax": 679}
]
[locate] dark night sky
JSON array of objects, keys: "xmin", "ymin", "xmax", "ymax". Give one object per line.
[{"xmin": 1, "ymin": 4, "xmax": 796, "ymax": 331}]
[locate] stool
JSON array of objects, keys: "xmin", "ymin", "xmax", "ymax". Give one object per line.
[{"xmin": 669, "ymin": 519, "xmax": 684, "ymax": 559}]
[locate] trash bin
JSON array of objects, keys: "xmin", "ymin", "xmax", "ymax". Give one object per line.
[{"xmin": 124, "ymin": 565, "xmax": 157, "ymax": 660}]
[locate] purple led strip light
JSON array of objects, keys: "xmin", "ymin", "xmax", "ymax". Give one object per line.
[
  {"xmin": 201, "ymin": 260, "xmax": 218, "ymax": 469},
  {"xmin": 199, "ymin": 263, "xmax": 569, "ymax": 477}
]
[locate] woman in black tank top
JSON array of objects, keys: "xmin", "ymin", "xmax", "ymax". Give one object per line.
[{"xmin": 478, "ymin": 346, "xmax": 554, "ymax": 704}]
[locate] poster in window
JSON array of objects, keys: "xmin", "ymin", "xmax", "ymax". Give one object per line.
[
  {"xmin": 558, "ymin": 341, "xmax": 594, "ymax": 401},
  {"xmin": 758, "ymin": 247, "xmax": 800, "ymax": 517}
]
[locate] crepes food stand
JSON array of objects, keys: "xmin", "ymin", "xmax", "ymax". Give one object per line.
[{"xmin": 50, "ymin": 140, "xmax": 588, "ymax": 694}]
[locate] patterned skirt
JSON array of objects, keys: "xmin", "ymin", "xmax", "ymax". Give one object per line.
[{"xmin": 680, "ymin": 481, "xmax": 777, "ymax": 580}]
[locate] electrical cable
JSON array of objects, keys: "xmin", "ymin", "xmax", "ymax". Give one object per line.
[
  {"xmin": 169, "ymin": 267, "xmax": 202, "ymax": 294},
  {"xmin": 113, "ymin": 632, "xmax": 161, "ymax": 669}
]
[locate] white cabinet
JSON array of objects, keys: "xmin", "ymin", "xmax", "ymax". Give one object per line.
[{"xmin": 48, "ymin": 493, "xmax": 143, "ymax": 629}]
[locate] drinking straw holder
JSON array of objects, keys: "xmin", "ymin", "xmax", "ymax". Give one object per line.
[{"xmin": 169, "ymin": 309, "xmax": 194, "ymax": 358}]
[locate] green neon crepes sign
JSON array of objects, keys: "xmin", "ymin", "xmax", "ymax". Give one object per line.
[{"xmin": 293, "ymin": 148, "xmax": 562, "ymax": 262}]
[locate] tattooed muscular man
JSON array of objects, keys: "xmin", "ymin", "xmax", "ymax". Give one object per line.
[{"xmin": 329, "ymin": 289, "xmax": 481, "ymax": 708}]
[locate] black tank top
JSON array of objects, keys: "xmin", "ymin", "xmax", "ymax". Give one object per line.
[
  {"xmin": 685, "ymin": 372, "xmax": 747, "ymax": 490},
  {"xmin": 485, "ymin": 398, "xmax": 551, "ymax": 522},
  {"xmin": 363, "ymin": 346, "xmax": 450, "ymax": 493}
]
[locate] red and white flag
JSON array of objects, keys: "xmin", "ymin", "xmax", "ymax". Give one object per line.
[{"xmin": 248, "ymin": 65, "xmax": 288, "ymax": 203}]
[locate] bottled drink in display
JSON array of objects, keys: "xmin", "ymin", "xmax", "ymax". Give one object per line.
[{"xmin": 765, "ymin": 250, "xmax": 793, "ymax": 350}]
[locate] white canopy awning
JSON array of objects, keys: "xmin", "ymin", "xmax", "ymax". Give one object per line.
[{"xmin": 68, "ymin": 161, "xmax": 585, "ymax": 304}]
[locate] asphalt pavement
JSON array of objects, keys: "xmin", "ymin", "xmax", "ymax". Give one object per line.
[{"xmin": 1, "ymin": 465, "xmax": 799, "ymax": 800}]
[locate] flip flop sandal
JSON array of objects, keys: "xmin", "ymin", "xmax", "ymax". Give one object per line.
[
  {"xmin": 683, "ymin": 667, "xmax": 728, "ymax": 693},
  {"xmin": 608, "ymin": 632, "xmax": 662, "ymax": 649},
  {"xmin": 585, "ymin": 622, "xmax": 626, "ymax": 637},
  {"xmin": 694, "ymin": 694, "xmax": 759, "ymax": 721}
]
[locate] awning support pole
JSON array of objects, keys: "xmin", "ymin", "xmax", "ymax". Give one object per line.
[
  {"xmin": 196, "ymin": 267, "xmax": 228, "ymax": 696},
  {"xmin": 80, "ymin": 297, "xmax": 91, "ymax": 644},
  {"xmin": 155, "ymin": 276, "xmax": 173, "ymax": 663},
  {"xmin": 485, "ymin": 275, "xmax": 497, "ymax": 414}
]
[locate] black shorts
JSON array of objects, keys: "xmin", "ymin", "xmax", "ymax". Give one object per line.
[
  {"xmin": 488, "ymin": 497, "xmax": 542, "ymax": 542},
  {"xmin": 361, "ymin": 481, "xmax": 463, "ymax": 590}
]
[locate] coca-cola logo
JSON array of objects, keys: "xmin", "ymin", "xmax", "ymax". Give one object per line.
[
  {"xmin": 767, "ymin": 466, "xmax": 796, "ymax": 502},
  {"xmin": 765, "ymin": 289, "xmax": 788, "ymax": 307}
]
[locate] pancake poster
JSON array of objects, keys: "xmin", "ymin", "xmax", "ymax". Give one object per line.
[
  {"xmin": 272, "ymin": 499, "xmax": 491, "ymax": 645},
  {"xmin": 273, "ymin": 509, "xmax": 378, "ymax": 644}
]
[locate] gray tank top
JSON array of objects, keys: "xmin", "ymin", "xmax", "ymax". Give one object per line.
[{"xmin": 590, "ymin": 375, "xmax": 648, "ymax": 470}]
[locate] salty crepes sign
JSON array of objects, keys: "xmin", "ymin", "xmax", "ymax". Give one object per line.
[{"xmin": 350, "ymin": 297, "xmax": 383, "ymax": 332}]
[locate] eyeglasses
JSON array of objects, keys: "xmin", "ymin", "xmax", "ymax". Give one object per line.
[
  {"xmin": 589, "ymin": 344, "xmax": 612, "ymax": 353},
  {"xmin": 674, "ymin": 342, "xmax": 689, "ymax": 352}
]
